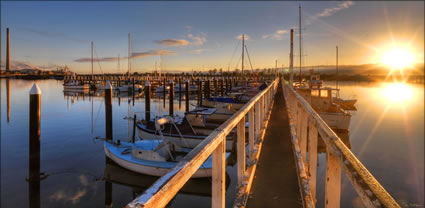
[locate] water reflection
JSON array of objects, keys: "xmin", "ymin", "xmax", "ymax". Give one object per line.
[
  {"xmin": 6, "ymin": 78, "xmax": 10, "ymax": 123},
  {"xmin": 379, "ymin": 82, "xmax": 414, "ymax": 106}
]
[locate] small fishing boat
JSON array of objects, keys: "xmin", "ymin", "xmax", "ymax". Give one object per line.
[
  {"xmin": 104, "ymin": 140, "xmax": 229, "ymax": 178},
  {"xmin": 136, "ymin": 115, "xmax": 235, "ymax": 151},
  {"xmin": 63, "ymin": 81, "xmax": 90, "ymax": 91},
  {"xmin": 106, "ymin": 116, "xmax": 230, "ymax": 177}
]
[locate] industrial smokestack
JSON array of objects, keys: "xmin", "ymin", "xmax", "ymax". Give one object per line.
[
  {"xmin": 289, "ymin": 29, "xmax": 294, "ymax": 85},
  {"xmin": 6, "ymin": 28, "xmax": 11, "ymax": 72}
]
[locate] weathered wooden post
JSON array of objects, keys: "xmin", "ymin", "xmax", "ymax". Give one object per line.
[
  {"xmin": 105, "ymin": 81, "xmax": 113, "ymax": 141},
  {"xmin": 185, "ymin": 79, "xmax": 190, "ymax": 112},
  {"xmin": 178, "ymin": 78, "xmax": 182, "ymax": 109},
  {"xmin": 212, "ymin": 139, "xmax": 226, "ymax": 208},
  {"xmin": 308, "ymin": 119, "xmax": 318, "ymax": 201},
  {"xmin": 132, "ymin": 113, "xmax": 137, "ymax": 143},
  {"xmin": 169, "ymin": 79, "xmax": 174, "ymax": 116},
  {"xmin": 214, "ymin": 78, "xmax": 218, "ymax": 96},
  {"xmin": 145, "ymin": 80, "xmax": 151, "ymax": 121},
  {"xmin": 163, "ymin": 79, "xmax": 166, "ymax": 108},
  {"xmin": 29, "ymin": 83, "xmax": 41, "ymax": 181},
  {"xmin": 237, "ymin": 117, "xmax": 246, "ymax": 187},
  {"xmin": 205, "ymin": 78, "xmax": 211, "ymax": 99},
  {"xmin": 220, "ymin": 79, "xmax": 224, "ymax": 96},
  {"xmin": 325, "ymin": 148, "xmax": 341, "ymax": 208},
  {"xmin": 225, "ymin": 78, "xmax": 229, "ymax": 95},
  {"xmin": 198, "ymin": 79, "xmax": 203, "ymax": 106}
]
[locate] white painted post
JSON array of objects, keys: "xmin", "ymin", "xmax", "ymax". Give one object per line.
[
  {"xmin": 237, "ymin": 118, "xmax": 246, "ymax": 187},
  {"xmin": 255, "ymin": 102, "xmax": 260, "ymax": 138},
  {"xmin": 308, "ymin": 119, "xmax": 318, "ymax": 202},
  {"xmin": 212, "ymin": 139, "xmax": 226, "ymax": 208},
  {"xmin": 248, "ymin": 109, "xmax": 255, "ymax": 157},
  {"xmin": 300, "ymin": 110, "xmax": 308, "ymax": 163},
  {"xmin": 325, "ymin": 148, "xmax": 341, "ymax": 208}
]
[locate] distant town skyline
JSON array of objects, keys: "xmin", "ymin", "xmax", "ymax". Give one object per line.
[{"xmin": 1, "ymin": 1, "xmax": 424, "ymax": 73}]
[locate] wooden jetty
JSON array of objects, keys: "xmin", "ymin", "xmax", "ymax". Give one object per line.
[{"xmin": 124, "ymin": 76, "xmax": 400, "ymax": 208}]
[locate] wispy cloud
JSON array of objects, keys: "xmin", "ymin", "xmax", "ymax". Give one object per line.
[
  {"xmin": 154, "ymin": 39, "xmax": 190, "ymax": 47},
  {"xmin": 306, "ymin": 1, "xmax": 354, "ymax": 25},
  {"xmin": 262, "ymin": 29, "xmax": 288, "ymax": 40},
  {"xmin": 23, "ymin": 27, "xmax": 87, "ymax": 43},
  {"xmin": 317, "ymin": 1, "xmax": 354, "ymax": 17},
  {"xmin": 131, "ymin": 49, "xmax": 175, "ymax": 58},
  {"xmin": 74, "ymin": 57, "xmax": 119, "ymax": 63},
  {"xmin": 73, "ymin": 49, "xmax": 174, "ymax": 63},
  {"xmin": 187, "ymin": 32, "xmax": 207, "ymax": 46},
  {"xmin": 192, "ymin": 49, "xmax": 209, "ymax": 55},
  {"xmin": 236, "ymin": 34, "xmax": 250, "ymax": 41}
]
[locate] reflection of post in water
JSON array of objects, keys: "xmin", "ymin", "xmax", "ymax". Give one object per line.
[
  {"xmin": 28, "ymin": 84, "xmax": 41, "ymax": 208},
  {"xmin": 7, "ymin": 78, "xmax": 11, "ymax": 123},
  {"xmin": 105, "ymin": 179, "xmax": 112, "ymax": 207},
  {"xmin": 178, "ymin": 78, "xmax": 182, "ymax": 110}
]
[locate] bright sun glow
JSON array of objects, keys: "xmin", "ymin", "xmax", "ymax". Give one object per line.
[
  {"xmin": 381, "ymin": 82, "xmax": 413, "ymax": 105},
  {"xmin": 381, "ymin": 47, "xmax": 415, "ymax": 69}
]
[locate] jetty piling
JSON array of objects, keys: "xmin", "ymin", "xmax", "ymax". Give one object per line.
[
  {"xmin": 145, "ymin": 80, "xmax": 151, "ymax": 121},
  {"xmin": 169, "ymin": 80, "xmax": 174, "ymax": 116},
  {"xmin": 105, "ymin": 81, "xmax": 113, "ymax": 141},
  {"xmin": 185, "ymin": 79, "xmax": 190, "ymax": 112},
  {"xmin": 28, "ymin": 83, "xmax": 41, "ymax": 208}
]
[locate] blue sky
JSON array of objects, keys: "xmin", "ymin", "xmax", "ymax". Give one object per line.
[{"xmin": 1, "ymin": 1, "xmax": 423, "ymax": 73}]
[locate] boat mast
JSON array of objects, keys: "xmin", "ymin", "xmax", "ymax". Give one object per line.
[
  {"xmin": 290, "ymin": 29, "xmax": 294, "ymax": 85},
  {"xmin": 128, "ymin": 33, "xmax": 131, "ymax": 78},
  {"xmin": 241, "ymin": 34, "xmax": 245, "ymax": 74},
  {"xmin": 118, "ymin": 54, "xmax": 120, "ymax": 74},
  {"xmin": 336, "ymin": 46, "xmax": 339, "ymax": 90},
  {"xmin": 299, "ymin": 5, "xmax": 302, "ymax": 82},
  {"xmin": 91, "ymin": 41, "xmax": 93, "ymax": 76}
]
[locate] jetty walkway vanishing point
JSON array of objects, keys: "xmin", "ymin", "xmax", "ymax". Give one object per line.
[{"xmin": 124, "ymin": 77, "xmax": 400, "ymax": 208}]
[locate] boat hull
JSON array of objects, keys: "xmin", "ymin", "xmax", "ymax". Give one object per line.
[
  {"xmin": 136, "ymin": 123, "xmax": 234, "ymax": 151},
  {"xmin": 319, "ymin": 112, "xmax": 351, "ymax": 130},
  {"xmin": 104, "ymin": 140, "xmax": 224, "ymax": 178}
]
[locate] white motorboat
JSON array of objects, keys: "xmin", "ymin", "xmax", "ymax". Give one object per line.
[
  {"xmin": 104, "ymin": 139, "xmax": 229, "ymax": 178},
  {"xmin": 63, "ymin": 81, "xmax": 90, "ymax": 91}
]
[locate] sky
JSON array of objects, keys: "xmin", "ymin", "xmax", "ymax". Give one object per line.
[{"xmin": 0, "ymin": 1, "xmax": 424, "ymax": 73}]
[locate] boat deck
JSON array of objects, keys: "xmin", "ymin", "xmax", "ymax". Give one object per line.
[{"xmin": 246, "ymin": 83, "xmax": 302, "ymax": 208}]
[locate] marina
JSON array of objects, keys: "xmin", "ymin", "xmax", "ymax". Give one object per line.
[{"xmin": 1, "ymin": 1, "xmax": 424, "ymax": 208}]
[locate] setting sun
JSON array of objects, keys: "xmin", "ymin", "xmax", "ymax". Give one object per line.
[{"xmin": 381, "ymin": 47, "xmax": 415, "ymax": 69}]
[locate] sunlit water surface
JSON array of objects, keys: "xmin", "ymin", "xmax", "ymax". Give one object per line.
[{"xmin": 1, "ymin": 79, "xmax": 423, "ymax": 207}]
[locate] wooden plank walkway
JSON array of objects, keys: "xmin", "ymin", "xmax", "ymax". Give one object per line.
[{"xmin": 246, "ymin": 83, "xmax": 302, "ymax": 208}]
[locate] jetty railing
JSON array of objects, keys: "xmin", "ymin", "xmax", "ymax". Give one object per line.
[
  {"xmin": 282, "ymin": 80, "xmax": 400, "ymax": 208},
  {"xmin": 126, "ymin": 78, "xmax": 279, "ymax": 208}
]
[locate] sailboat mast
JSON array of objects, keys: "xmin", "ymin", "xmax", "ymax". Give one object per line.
[
  {"xmin": 118, "ymin": 54, "xmax": 120, "ymax": 73},
  {"xmin": 290, "ymin": 29, "xmax": 294, "ymax": 85},
  {"xmin": 299, "ymin": 5, "xmax": 302, "ymax": 82},
  {"xmin": 241, "ymin": 34, "xmax": 245, "ymax": 74},
  {"xmin": 91, "ymin": 41, "xmax": 93, "ymax": 75},
  {"xmin": 336, "ymin": 46, "xmax": 339, "ymax": 89},
  {"xmin": 128, "ymin": 33, "xmax": 131, "ymax": 78}
]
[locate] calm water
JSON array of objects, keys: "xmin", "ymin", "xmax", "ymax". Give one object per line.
[{"xmin": 1, "ymin": 79, "xmax": 423, "ymax": 207}]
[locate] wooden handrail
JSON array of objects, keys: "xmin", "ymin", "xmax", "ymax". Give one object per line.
[
  {"xmin": 282, "ymin": 80, "xmax": 400, "ymax": 208},
  {"xmin": 127, "ymin": 78, "xmax": 279, "ymax": 208}
]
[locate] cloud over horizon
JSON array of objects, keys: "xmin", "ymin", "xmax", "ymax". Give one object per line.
[
  {"xmin": 236, "ymin": 34, "xmax": 250, "ymax": 41},
  {"xmin": 154, "ymin": 39, "xmax": 190, "ymax": 47},
  {"xmin": 262, "ymin": 29, "xmax": 288, "ymax": 40},
  {"xmin": 73, "ymin": 49, "xmax": 174, "ymax": 63},
  {"xmin": 306, "ymin": 1, "xmax": 354, "ymax": 25}
]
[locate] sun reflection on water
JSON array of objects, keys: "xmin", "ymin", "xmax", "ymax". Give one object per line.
[{"xmin": 379, "ymin": 82, "xmax": 415, "ymax": 107}]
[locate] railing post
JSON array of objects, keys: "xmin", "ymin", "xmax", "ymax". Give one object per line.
[
  {"xmin": 308, "ymin": 119, "xmax": 318, "ymax": 202},
  {"xmin": 300, "ymin": 110, "xmax": 308, "ymax": 163},
  {"xmin": 255, "ymin": 102, "xmax": 260, "ymax": 138},
  {"xmin": 212, "ymin": 139, "xmax": 226, "ymax": 208},
  {"xmin": 248, "ymin": 108, "xmax": 255, "ymax": 157},
  {"xmin": 325, "ymin": 148, "xmax": 341, "ymax": 208},
  {"xmin": 237, "ymin": 117, "xmax": 246, "ymax": 187}
]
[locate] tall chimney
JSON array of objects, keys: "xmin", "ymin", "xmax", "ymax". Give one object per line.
[
  {"xmin": 289, "ymin": 29, "xmax": 294, "ymax": 85},
  {"xmin": 6, "ymin": 28, "xmax": 11, "ymax": 72}
]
